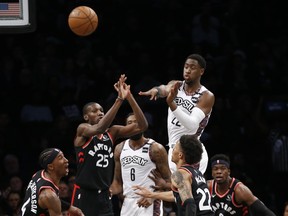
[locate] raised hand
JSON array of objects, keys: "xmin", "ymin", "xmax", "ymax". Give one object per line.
[
  {"xmin": 136, "ymin": 197, "xmax": 153, "ymax": 208},
  {"xmin": 132, "ymin": 185, "xmax": 153, "ymax": 198},
  {"xmin": 114, "ymin": 74, "xmax": 130, "ymax": 100},
  {"xmin": 166, "ymin": 81, "xmax": 180, "ymax": 104}
]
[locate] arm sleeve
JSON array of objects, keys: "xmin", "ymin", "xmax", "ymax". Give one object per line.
[
  {"xmin": 249, "ymin": 199, "xmax": 276, "ymax": 216},
  {"xmin": 172, "ymin": 107, "xmax": 205, "ymax": 134},
  {"xmin": 183, "ymin": 198, "xmax": 196, "ymax": 216},
  {"xmin": 61, "ymin": 199, "xmax": 71, "ymax": 211}
]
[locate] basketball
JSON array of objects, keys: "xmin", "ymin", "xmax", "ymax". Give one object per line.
[{"xmin": 68, "ymin": 6, "xmax": 98, "ymax": 36}]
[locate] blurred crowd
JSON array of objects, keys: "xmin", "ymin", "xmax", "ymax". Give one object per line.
[{"xmin": 0, "ymin": 0, "xmax": 288, "ymax": 215}]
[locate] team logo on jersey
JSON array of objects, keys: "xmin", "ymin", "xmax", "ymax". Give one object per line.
[
  {"xmin": 226, "ymin": 194, "xmax": 232, "ymax": 202},
  {"xmin": 78, "ymin": 152, "xmax": 84, "ymax": 163},
  {"xmin": 89, "ymin": 143, "xmax": 113, "ymax": 158},
  {"xmin": 102, "ymin": 135, "xmax": 110, "ymax": 141},
  {"xmin": 174, "ymin": 97, "xmax": 195, "ymax": 113},
  {"xmin": 121, "ymin": 155, "xmax": 148, "ymax": 167},
  {"xmin": 211, "ymin": 202, "xmax": 236, "ymax": 215}
]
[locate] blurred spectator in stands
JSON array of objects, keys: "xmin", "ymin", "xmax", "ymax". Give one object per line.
[
  {"xmin": 283, "ymin": 201, "xmax": 288, "ymax": 216},
  {"xmin": 4, "ymin": 191, "xmax": 22, "ymax": 216}
]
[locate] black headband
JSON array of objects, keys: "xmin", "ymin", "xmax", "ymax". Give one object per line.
[
  {"xmin": 211, "ymin": 159, "xmax": 230, "ymax": 168},
  {"xmin": 41, "ymin": 148, "xmax": 60, "ymax": 168}
]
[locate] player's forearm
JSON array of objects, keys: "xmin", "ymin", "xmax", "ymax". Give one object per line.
[
  {"xmin": 97, "ymin": 98, "xmax": 123, "ymax": 132},
  {"xmin": 183, "ymin": 198, "xmax": 196, "ymax": 216},
  {"xmin": 249, "ymin": 199, "xmax": 276, "ymax": 216},
  {"xmin": 155, "ymin": 84, "xmax": 169, "ymax": 98},
  {"xmin": 172, "ymin": 107, "xmax": 205, "ymax": 132},
  {"xmin": 110, "ymin": 180, "xmax": 123, "ymax": 195},
  {"xmin": 126, "ymin": 94, "xmax": 148, "ymax": 130},
  {"xmin": 150, "ymin": 191, "xmax": 174, "ymax": 202}
]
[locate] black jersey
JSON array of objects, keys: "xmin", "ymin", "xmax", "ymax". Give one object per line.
[
  {"xmin": 74, "ymin": 132, "xmax": 114, "ymax": 190},
  {"xmin": 21, "ymin": 170, "xmax": 59, "ymax": 216},
  {"xmin": 173, "ymin": 165, "xmax": 214, "ymax": 216},
  {"xmin": 210, "ymin": 178, "xmax": 248, "ymax": 216}
]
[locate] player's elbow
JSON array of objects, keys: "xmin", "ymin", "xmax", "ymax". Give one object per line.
[
  {"xmin": 138, "ymin": 120, "xmax": 149, "ymax": 132},
  {"xmin": 140, "ymin": 122, "xmax": 149, "ymax": 131},
  {"xmin": 184, "ymin": 123, "xmax": 199, "ymax": 134}
]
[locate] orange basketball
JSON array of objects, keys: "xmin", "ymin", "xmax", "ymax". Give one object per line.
[{"xmin": 68, "ymin": 6, "xmax": 98, "ymax": 36}]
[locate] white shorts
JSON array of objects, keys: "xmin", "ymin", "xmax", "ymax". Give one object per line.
[
  {"xmin": 120, "ymin": 197, "xmax": 163, "ymax": 216},
  {"xmin": 168, "ymin": 143, "xmax": 208, "ymax": 175}
]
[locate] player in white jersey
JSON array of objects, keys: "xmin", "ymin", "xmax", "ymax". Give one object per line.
[
  {"xmin": 110, "ymin": 113, "xmax": 171, "ymax": 216},
  {"xmin": 139, "ymin": 54, "xmax": 215, "ymax": 175}
]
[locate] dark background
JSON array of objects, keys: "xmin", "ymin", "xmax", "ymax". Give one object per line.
[{"xmin": 1, "ymin": 0, "xmax": 288, "ymax": 215}]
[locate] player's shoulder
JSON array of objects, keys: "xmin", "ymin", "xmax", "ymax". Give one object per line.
[
  {"xmin": 115, "ymin": 141, "xmax": 125, "ymax": 151},
  {"xmin": 200, "ymin": 86, "xmax": 215, "ymax": 104},
  {"xmin": 149, "ymin": 140, "xmax": 167, "ymax": 157},
  {"xmin": 201, "ymin": 85, "xmax": 214, "ymax": 96},
  {"xmin": 150, "ymin": 140, "xmax": 165, "ymax": 149}
]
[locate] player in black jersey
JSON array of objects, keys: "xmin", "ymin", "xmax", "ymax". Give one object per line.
[
  {"xmin": 71, "ymin": 74, "xmax": 148, "ymax": 216},
  {"xmin": 21, "ymin": 148, "xmax": 84, "ymax": 216},
  {"xmin": 207, "ymin": 154, "xmax": 276, "ymax": 216},
  {"xmin": 133, "ymin": 135, "xmax": 214, "ymax": 216}
]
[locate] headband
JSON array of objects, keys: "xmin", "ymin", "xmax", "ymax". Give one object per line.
[
  {"xmin": 41, "ymin": 148, "xmax": 60, "ymax": 168},
  {"xmin": 211, "ymin": 159, "xmax": 230, "ymax": 168}
]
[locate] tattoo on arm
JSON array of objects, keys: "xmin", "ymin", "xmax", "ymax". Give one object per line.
[{"xmin": 172, "ymin": 171, "xmax": 192, "ymax": 202}]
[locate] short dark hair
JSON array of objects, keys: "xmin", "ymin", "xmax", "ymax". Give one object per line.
[
  {"xmin": 187, "ymin": 54, "xmax": 206, "ymax": 69},
  {"xmin": 179, "ymin": 135, "xmax": 203, "ymax": 164},
  {"xmin": 82, "ymin": 102, "xmax": 95, "ymax": 115},
  {"xmin": 39, "ymin": 148, "xmax": 61, "ymax": 169}
]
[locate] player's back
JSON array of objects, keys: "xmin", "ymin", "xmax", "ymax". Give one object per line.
[
  {"xmin": 173, "ymin": 165, "xmax": 214, "ymax": 216},
  {"xmin": 21, "ymin": 170, "xmax": 59, "ymax": 216}
]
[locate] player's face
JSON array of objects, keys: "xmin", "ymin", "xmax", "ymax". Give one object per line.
[
  {"xmin": 85, "ymin": 103, "xmax": 104, "ymax": 125},
  {"xmin": 126, "ymin": 114, "xmax": 137, "ymax": 125},
  {"xmin": 171, "ymin": 141, "xmax": 181, "ymax": 164},
  {"xmin": 211, "ymin": 164, "xmax": 230, "ymax": 184},
  {"xmin": 52, "ymin": 151, "xmax": 69, "ymax": 177},
  {"xmin": 183, "ymin": 58, "xmax": 203, "ymax": 83},
  {"xmin": 126, "ymin": 114, "xmax": 143, "ymax": 140}
]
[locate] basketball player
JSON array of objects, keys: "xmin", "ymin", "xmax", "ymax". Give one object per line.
[
  {"xmin": 109, "ymin": 112, "xmax": 171, "ymax": 216},
  {"xmin": 139, "ymin": 54, "xmax": 215, "ymax": 174},
  {"xmin": 71, "ymin": 74, "xmax": 148, "ymax": 216},
  {"xmin": 21, "ymin": 148, "xmax": 84, "ymax": 216},
  {"xmin": 133, "ymin": 135, "xmax": 214, "ymax": 216},
  {"xmin": 208, "ymin": 154, "xmax": 276, "ymax": 216}
]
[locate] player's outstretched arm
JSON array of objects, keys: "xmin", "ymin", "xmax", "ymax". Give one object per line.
[
  {"xmin": 133, "ymin": 185, "xmax": 174, "ymax": 202},
  {"xmin": 236, "ymin": 184, "xmax": 276, "ymax": 216},
  {"xmin": 138, "ymin": 80, "xmax": 179, "ymax": 100}
]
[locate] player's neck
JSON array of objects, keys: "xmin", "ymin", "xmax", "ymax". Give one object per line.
[
  {"xmin": 44, "ymin": 170, "xmax": 60, "ymax": 186},
  {"xmin": 184, "ymin": 82, "xmax": 201, "ymax": 95},
  {"xmin": 216, "ymin": 177, "xmax": 232, "ymax": 193},
  {"xmin": 129, "ymin": 137, "xmax": 147, "ymax": 150}
]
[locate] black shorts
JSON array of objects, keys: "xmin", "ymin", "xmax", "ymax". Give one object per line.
[{"xmin": 72, "ymin": 184, "xmax": 114, "ymax": 216}]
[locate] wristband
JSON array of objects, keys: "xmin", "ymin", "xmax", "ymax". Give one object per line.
[
  {"xmin": 117, "ymin": 96, "xmax": 124, "ymax": 101},
  {"xmin": 61, "ymin": 199, "xmax": 71, "ymax": 211},
  {"xmin": 155, "ymin": 87, "xmax": 161, "ymax": 97}
]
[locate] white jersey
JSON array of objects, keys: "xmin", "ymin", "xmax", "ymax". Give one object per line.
[
  {"xmin": 167, "ymin": 82, "xmax": 211, "ymax": 147},
  {"xmin": 167, "ymin": 81, "xmax": 211, "ymax": 174},
  {"xmin": 120, "ymin": 138, "xmax": 163, "ymax": 216},
  {"xmin": 120, "ymin": 138, "xmax": 156, "ymax": 198}
]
